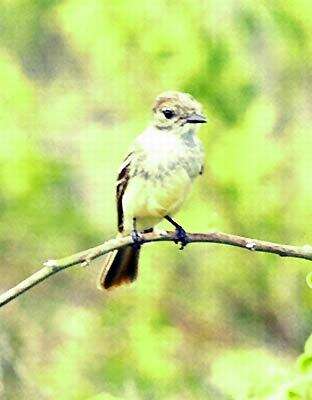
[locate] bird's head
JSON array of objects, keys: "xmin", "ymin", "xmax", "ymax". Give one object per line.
[{"xmin": 152, "ymin": 91, "xmax": 207, "ymax": 134}]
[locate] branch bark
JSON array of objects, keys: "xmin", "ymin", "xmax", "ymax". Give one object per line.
[{"xmin": 1, "ymin": 230, "xmax": 312, "ymax": 307}]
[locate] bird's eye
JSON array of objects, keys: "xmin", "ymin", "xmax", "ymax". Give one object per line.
[{"xmin": 162, "ymin": 109, "xmax": 175, "ymax": 119}]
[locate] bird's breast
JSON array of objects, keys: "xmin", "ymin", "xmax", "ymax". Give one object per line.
[
  {"xmin": 134, "ymin": 131, "xmax": 203, "ymax": 181},
  {"xmin": 122, "ymin": 167, "xmax": 192, "ymax": 232},
  {"xmin": 121, "ymin": 129, "xmax": 204, "ymax": 232}
]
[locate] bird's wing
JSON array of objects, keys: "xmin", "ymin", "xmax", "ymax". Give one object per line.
[{"xmin": 116, "ymin": 152, "xmax": 135, "ymax": 232}]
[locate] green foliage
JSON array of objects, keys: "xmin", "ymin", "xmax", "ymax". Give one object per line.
[
  {"xmin": 0, "ymin": 0, "xmax": 311, "ymax": 399},
  {"xmin": 209, "ymin": 336, "xmax": 312, "ymax": 399},
  {"xmin": 210, "ymin": 349, "xmax": 291, "ymax": 399}
]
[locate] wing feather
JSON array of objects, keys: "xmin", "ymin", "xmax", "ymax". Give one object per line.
[{"xmin": 116, "ymin": 152, "xmax": 134, "ymax": 232}]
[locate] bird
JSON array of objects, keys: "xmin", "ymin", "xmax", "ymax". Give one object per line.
[{"xmin": 98, "ymin": 91, "xmax": 207, "ymax": 290}]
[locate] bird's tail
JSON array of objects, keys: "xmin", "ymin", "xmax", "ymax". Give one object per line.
[{"xmin": 97, "ymin": 245, "xmax": 140, "ymax": 290}]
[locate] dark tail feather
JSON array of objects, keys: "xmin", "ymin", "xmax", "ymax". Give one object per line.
[{"xmin": 97, "ymin": 246, "xmax": 140, "ymax": 290}]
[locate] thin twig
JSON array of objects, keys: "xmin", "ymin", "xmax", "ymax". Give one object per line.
[{"xmin": 1, "ymin": 231, "xmax": 312, "ymax": 307}]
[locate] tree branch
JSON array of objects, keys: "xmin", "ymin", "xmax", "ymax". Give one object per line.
[{"xmin": 1, "ymin": 230, "xmax": 312, "ymax": 308}]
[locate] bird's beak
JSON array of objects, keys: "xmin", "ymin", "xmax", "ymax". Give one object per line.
[{"xmin": 186, "ymin": 113, "xmax": 207, "ymax": 124}]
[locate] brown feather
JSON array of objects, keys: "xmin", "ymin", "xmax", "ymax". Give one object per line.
[
  {"xmin": 116, "ymin": 153, "xmax": 133, "ymax": 232},
  {"xmin": 98, "ymin": 152, "xmax": 139, "ymax": 290},
  {"xmin": 97, "ymin": 246, "xmax": 140, "ymax": 290}
]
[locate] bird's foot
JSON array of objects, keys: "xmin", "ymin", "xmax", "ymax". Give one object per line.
[
  {"xmin": 174, "ymin": 225, "xmax": 189, "ymax": 250},
  {"xmin": 131, "ymin": 229, "xmax": 143, "ymax": 250}
]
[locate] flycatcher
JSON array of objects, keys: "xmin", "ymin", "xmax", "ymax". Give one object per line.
[{"xmin": 98, "ymin": 91, "xmax": 207, "ymax": 290}]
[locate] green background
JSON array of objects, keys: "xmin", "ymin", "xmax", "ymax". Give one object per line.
[{"xmin": 1, "ymin": 1, "xmax": 312, "ymax": 399}]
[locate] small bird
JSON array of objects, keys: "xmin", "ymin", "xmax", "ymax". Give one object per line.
[{"xmin": 98, "ymin": 91, "xmax": 207, "ymax": 290}]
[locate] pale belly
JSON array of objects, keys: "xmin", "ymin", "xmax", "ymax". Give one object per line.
[{"xmin": 122, "ymin": 167, "xmax": 192, "ymax": 232}]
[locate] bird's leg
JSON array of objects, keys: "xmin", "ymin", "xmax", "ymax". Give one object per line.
[
  {"xmin": 131, "ymin": 217, "xmax": 143, "ymax": 250},
  {"xmin": 165, "ymin": 215, "xmax": 188, "ymax": 250}
]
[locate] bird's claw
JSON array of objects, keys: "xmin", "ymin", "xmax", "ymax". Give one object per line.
[
  {"xmin": 131, "ymin": 229, "xmax": 143, "ymax": 250},
  {"xmin": 174, "ymin": 226, "xmax": 188, "ymax": 250}
]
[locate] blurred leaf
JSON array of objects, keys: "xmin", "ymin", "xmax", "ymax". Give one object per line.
[{"xmin": 210, "ymin": 349, "xmax": 291, "ymax": 398}]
